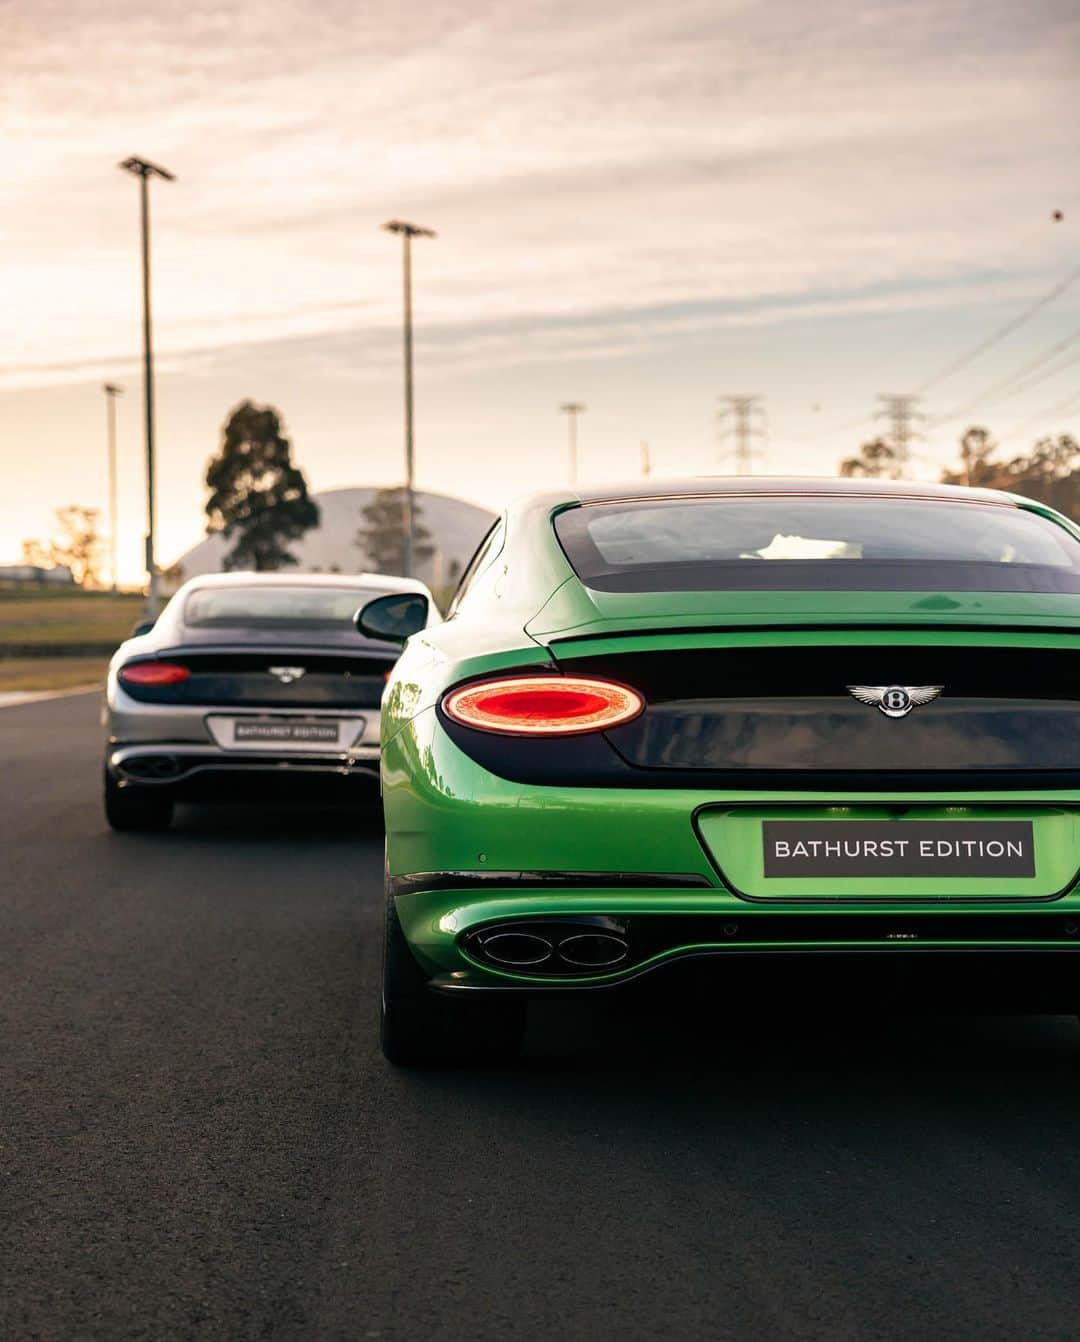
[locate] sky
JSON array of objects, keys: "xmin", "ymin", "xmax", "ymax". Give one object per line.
[{"xmin": 3, "ymin": 0, "xmax": 1080, "ymax": 582}]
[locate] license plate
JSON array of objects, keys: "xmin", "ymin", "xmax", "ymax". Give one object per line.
[
  {"xmin": 207, "ymin": 715, "xmax": 365, "ymax": 751},
  {"xmin": 234, "ymin": 720, "xmax": 341, "ymax": 744},
  {"xmin": 762, "ymin": 821, "xmax": 1035, "ymax": 878}
]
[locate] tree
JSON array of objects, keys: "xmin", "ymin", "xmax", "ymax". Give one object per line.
[
  {"xmin": 941, "ymin": 426, "xmax": 999, "ymax": 487},
  {"xmin": 19, "ymin": 538, "xmax": 53, "ymax": 569},
  {"xmin": 940, "ymin": 427, "xmax": 1080, "ymax": 518},
  {"xmin": 54, "ymin": 506, "xmax": 105, "ymax": 586},
  {"xmin": 205, "ymin": 401, "xmax": 320, "ymax": 570},
  {"xmin": 21, "ymin": 506, "xmax": 104, "ymax": 585},
  {"xmin": 839, "ymin": 437, "xmax": 903, "ymax": 479},
  {"xmin": 354, "ymin": 487, "xmax": 435, "ymax": 575}
]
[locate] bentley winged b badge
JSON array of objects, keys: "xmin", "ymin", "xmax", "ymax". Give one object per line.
[
  {"xmin": 847, "ymin": 685, "xmax": 943, "ymax": 718},
  {"xmin": 269, "ymin": 666, "xmax": 307, "ymax": 685}
]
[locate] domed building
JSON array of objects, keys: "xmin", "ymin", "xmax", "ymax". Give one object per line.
[{"xmin": 169, "ymin": 487, "xmax": 495, "ymax": 595}]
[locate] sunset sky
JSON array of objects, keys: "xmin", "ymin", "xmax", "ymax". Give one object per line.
[{"xmin": 4, "ymin": 0, "xmax": 1079, "ymax": 581}]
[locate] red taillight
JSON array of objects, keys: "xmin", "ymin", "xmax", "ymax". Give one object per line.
[
  {"xmin": 118, "ymin": 661, "xmax": 190, "ymax": 687},
  {"xmin": 443, "ymin": 676, "xmax": 644, "ymax": 736}
]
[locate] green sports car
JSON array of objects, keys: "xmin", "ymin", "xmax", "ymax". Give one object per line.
[{"xmin": 358, "ymin": 477, "xmax": 1080, "ymax": 1065}]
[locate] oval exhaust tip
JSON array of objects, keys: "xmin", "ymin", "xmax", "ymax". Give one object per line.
[
  {"xmin": 481, "ymin": 932, "xmax": 554, "ymax": 967},
  {"xmin": 558, "ymin": 933, "xmax": 629, "ymax": 968}
]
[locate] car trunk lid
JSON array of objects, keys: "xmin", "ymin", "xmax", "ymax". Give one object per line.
[
  {"xmin": 526, "ymin": 582, "xmax": 1080, "ymax": 644},
  {"xmin": 117, "ymin": 644, "xmax": 397, "ymax": 708}
]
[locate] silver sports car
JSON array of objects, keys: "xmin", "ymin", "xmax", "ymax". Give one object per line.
[{"xmin": 103, "ymin": 571, "xmax": 433, "ymax": 830}]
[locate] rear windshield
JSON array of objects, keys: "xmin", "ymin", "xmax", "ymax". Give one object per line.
[
  {"xmin": 184, "ymin": 586, "xmax": 391, "ymax": 627},
  {"xmin": 554, "ymin": 496, "xmax": 1080, "ymax": 593}
]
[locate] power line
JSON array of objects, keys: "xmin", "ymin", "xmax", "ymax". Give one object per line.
[
  {"xmin": 928, "ymin": 324, "xmax": 1080, "ymax": 427},
  {"xmin": 914, "ymin": 262, "xmax": 1080, "ymax": 395},
  {"xmin": 814, "ymin": 217, "xmax": 1080, "ymax": 444},
  {"xmin": 997, "ymin": 387, "xmax": 1080, "ymax": 448},
  {"xmin": 717, "ymin": 396, "xmax": 765, "ymax": 475}
]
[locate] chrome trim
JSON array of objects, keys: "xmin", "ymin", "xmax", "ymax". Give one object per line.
[
  {"xmin": 481, "ymin": 933, "xmax": 554, "ymax": 967},
  {"xmin": 109, "ymin": 742, "xmax": 380, "ymax": 785},
  {"xmin": 579, "ymin": 490, "xmax": 1017, "ymax": 508},
  {"xmin": 557, "ymin": 933, "xmax": 630, "ymax": 968},
  {"xmin": 389, "ymin": 870, "xmax": 713, "ymax": 896}
]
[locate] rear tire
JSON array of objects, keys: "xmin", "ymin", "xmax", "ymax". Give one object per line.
[
  {"xmin": 380, "ymin": 884, "xmax": 525, "ymax": 1066},
  {"xmin": 104, "ymin": 769, "xmax": 174, "ymax": 832}
]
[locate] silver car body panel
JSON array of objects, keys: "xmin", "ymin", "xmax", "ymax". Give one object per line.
[{"xmin": 104, "ymin": 571, "xmax": 436, "ymax": 796}]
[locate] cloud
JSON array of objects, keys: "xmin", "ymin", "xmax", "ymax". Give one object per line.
[{"xmin": 2, "ymin": 0, "xmax": 1079, "ymax": 391}]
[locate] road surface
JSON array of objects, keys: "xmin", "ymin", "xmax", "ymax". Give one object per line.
[{"xmin": 5, "ymin": 692, "xmax": 1080, "ymax": 1339}]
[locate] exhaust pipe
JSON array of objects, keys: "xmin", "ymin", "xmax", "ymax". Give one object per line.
[
  {"xmin": 557, "ymin": 933, "xmax": 629, "ymax": 968},
  {"xmin": 120, "ymin": 754, "xmax": 184, "ymax": 781},
  {"xmin": 465, "ymin": 920, "xmax": 632, "ymax": 974},
  {"xmin": 480, "ymin": 932, "xmax": 554, "ymax": 967}
]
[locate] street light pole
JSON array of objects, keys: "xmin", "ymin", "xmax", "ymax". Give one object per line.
[
  {"xmin": 103, "ymin": 383, "xmax": 124, "ymax": 593},
  {"xmin": 559, "ymin": 403, "xmax": 586, "ymax": 487},
  {"xmin": 119, "ymin": 156, "xmax": 174, "ymax": 620},
  {"xmin": 383, "ymin": 219, "xmax": 436, "ymax": 578}
]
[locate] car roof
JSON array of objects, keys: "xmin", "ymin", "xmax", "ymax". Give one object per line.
[
  {"xmin": 176, "ymin": 571, "xmax": 429, "ymax": 594},
  {"xmin": 573, "ymin": 476, "xmax": 1022, "ymax": 507}
]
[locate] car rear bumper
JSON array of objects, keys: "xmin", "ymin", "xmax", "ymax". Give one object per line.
[
  {"xmin": 384, "ymin": 711, "xmax": 1080, "ymax": 992},
  {"xmin": 107, "ymin": 742, "xmax": 381, "ymax": 801},
  {"xmin": 395, "ymin": 881, "xmax": 1080, "ymax": 992},
  {"xmin": 425, "ymin": 943, "xmax": 1080, "ymax": 1015}
]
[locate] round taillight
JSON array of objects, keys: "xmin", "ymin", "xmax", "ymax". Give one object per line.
[
  {"xmin": 442, "ymin": 675, "xmax": 644, "ymax": 736},
  {"xmin": 119, "ymin": 661, "xmax": 190, "ymax": 687}
]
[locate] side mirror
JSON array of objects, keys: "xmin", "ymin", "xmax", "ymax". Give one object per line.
[
  {"xmin": 131, "ymin": 621, "xmax": 156, "ymax": 637},
  {"xmin": 355, "ymin": 592, "xmax": 429, "ymax": 644}
]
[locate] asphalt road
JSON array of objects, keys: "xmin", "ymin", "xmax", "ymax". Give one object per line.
[{"xmin": 6, "ymin": 692, "xmax": 1080, "ymax": 1340}]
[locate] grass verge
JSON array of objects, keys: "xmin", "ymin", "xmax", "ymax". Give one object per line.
[
  {"xmin": 0, "ymin": 590, "xmax": 143, "ymax": 646},
  {"xmin": 0, "ymin": 657, "xmax": 108, "ymax": 693}
]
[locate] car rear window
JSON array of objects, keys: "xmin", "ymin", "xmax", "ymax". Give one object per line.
[
  {"xmin": 553, "ymin": 496, "xmax": 1080, "ymax": 593},
  {"xmin": 184, "ymin": 586, "xmax": 392, "ymax": 626}
]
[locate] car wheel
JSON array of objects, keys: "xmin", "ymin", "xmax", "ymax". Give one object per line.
[
  {"xmin": 103, "ymin": 769, "xmax": 174, "ymax": 832},
  {"xmin": 380, "ymin": 885, "xmax": 525, "ymax": 1067}
]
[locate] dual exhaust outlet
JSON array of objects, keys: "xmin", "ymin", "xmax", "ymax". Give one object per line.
[{"xmin": 474, "ymin": 927, "xmax": 630, "ymax": 972}]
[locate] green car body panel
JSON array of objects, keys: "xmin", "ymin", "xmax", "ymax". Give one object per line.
[{"xmin": 379, "ymin": 479, "xmax": 1080, "ymax": 995}]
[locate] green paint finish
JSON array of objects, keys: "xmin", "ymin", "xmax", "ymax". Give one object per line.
[
  {"xmin": 380, "ymin": 482, "xmax": 1080, "ymax": 993},
  {"xmin": 395, "ymin": 877, "xmax": 1080, "ymax": 985},
  {"xmin": 528, "ymin": 586, "xmax": 1080, "ymax": 644},
  {"xmin": 382, "ymin": 706, "xmax": 720, "ymax": 883},
  {"xmin": 548, "ymin": 626, "xmax": 1080, "ymax": 659},
  {"xmin": 384, "ymin": 712, "xmax": 1080, "ymax": 984},
  {"xmin": 383, "ymin": 707, "xmax": 1080, "ymax": 894}
]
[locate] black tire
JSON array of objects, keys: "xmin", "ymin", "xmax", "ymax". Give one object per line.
[
  {"xmin": 104, "ymin": 769, "xmax": 174, "ymax": 832},
  {"xmin": 380, "ymin": 885, "xmax": 525, "ymax": 1066}
]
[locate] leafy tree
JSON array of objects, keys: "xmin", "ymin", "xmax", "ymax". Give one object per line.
[
  {"xmin": 839, "ymin": 437, "xmax": 903, "ymax": 479},
  {"xmin": 940, "ymin": 427, "xmax": 1080, "ymax": 518},
  {"xmin": 21, "ymin": 506, "xmax": 104, "ymax": 585},
  {"xmin": 19, "ymin": 538, "xmax": 53, "ymax": 569},
  {"xmin": 205, "ymin": 401, "xmax": 320, "ymax": 570},
  {"xmin": 354, "ymin": 487, "xmax": 435, "ymax": 575},
  {"xmin": 55, "ymin": 506, "xmax": 105, "ymax": 585},
  {"xmin": 939, "ymin": 426, "xmax": 999, "ymax": 487}
]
